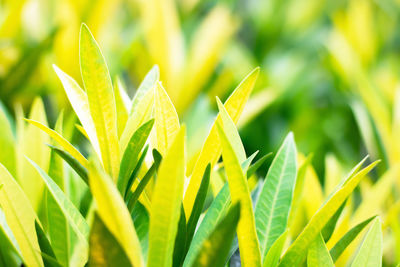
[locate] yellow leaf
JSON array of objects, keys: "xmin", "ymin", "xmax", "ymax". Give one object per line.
[
  {"xmin": 148, "ymin": 127, "xmax": 186, "ymax": 267},
  {"xmin": 89, "ymin": 161, "xmax": 144, "ymax": 267},
  {"xmin": 154, "ymin": 82, "xmax": 180, "ymax": 156},
  {"xmin": 80, "ymin": 23, "xmax": 120, "ymax": 179},
  {"xmin": 183, "ymin": 68, "xmax": 259, "ymax": 217}
]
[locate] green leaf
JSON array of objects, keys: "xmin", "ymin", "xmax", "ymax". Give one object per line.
[
  {"xmin": 53, "ymin": 65, "xmax": 100, "ymax": 158},
  {"xmin": 0, "ymin": 163, "xmax": 43, "ymax": 267},
  {"xmin": 34, "ymin": 221, "xmax": 61, "ymax": 267},
  {"xmin": 330, "ymin": 216, "xmax": 376, "ymax": 262},
  {"xmin": 255, "ymin": 132, "xmax": 297, "ymax": 259},
  {"xmin": 173, "ymin": 205, "xmax": 187, "ymax": 267},
  {"xmin": 190, "ymin": 203, "xmax": 240, "ymax": 267},
  {"xmin": 117, "ymin": 119, "xmax": 154, "ymax": 195},
  {"xmin": 307, "ymin": 233, "xmax": 334, "ymax": 267},
  {"xmin": 278, "ymin": 160, "xmax": 380, "ymax": 266},
  {"xmin": 47, "ymin": 145, "xmax": 88, "ymax": 185},
  {"xmin": 183, "ymin": 183, "xmax": 231, "ymax": 267},
  {"xmin": 131, "ymin": 202, "xmax": 150, "ymax": 257},
  {"xmin": 88, "ymin": 160, "xmax": 143, "ymax": 267},
  {"xmin": 126, "ymin": 149, "xmax": 162, "ymax": 210},
  {"xmin": 131, "ymin": 65, "xmax": 159, "ymax": 114},
  {"xmin": 148, "ymin": 127, "xmax": 186, "ymax": 267},
  {"xmin": 262, "ymin": 230, "xmax": 288, "ymax": 267},
  {"xmin": 183, "ymin": 68, "xmax": 259, "ymax": 217},
  {"xmin": 0, "ymin": 103, "xmax": 16, "ymax": 176},
  {"xmin": 125, "ymin": 145, "xmax": 150, "ymax": 200},
  {"xmin": 27, "ymin": 159, "xmax": 89, "ymax": 243},
  {"xmin": 247, "ymin": 153, "xmax": 272, "ymax": 178},
  {"xmin": 350, "ymin": 218, "xmax": 382, "ymax": 267},
  {"xmin": 46, "ymin": 115, "xmax": 70, "ymax": 267},
  {"xmin": 154, "ymin": 82, "xmax": 180, "ymax": 156},
  {"xmin": 321, "ymin": 201, "xmax": 346, "ymax": 242},
  {"xmin": 89, "ymin": 214, "xmax": 132, "ymax": 267},
  {"xmin": 80, "ymin": 23, "xmax": 120, "ymax": 179},
  {"xmin": 186, "ymin": 164, "xmax": 211, "ymax": 249},
  {"xmin": 217, "ymin": 111, "xmax": 261, "ymax": 266}
]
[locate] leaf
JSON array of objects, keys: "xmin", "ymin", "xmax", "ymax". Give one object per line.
[
  {"xmin": 350, "ymin": 218, "xmax": 382, "ymax": 267},
  {"xmin": 278, "ymin": 160, "xmax": 380, "ymax": 266},
  {"xmin": 28, "ymin": 159, "xmax": 89, "ymax": 245},
  {"xmin": 186, "ymin": 164, "xmax": 211, "ymax": 249},
  {"xmin": 183, "ymin": 183, "xmax": 230, "ymax": 267},
  {"xmin": 34, "ymin": 221, "xmax": 61, "ymax": 267},
  {"xmin": 148, "ymin": 127, "xmax": 186, "ymax": 267},
  {"xmin": 154, "ymin": 82, "xmax": 180, "ymax": 156},
  {"xmin": 47, "ymin": 145, "xmax": 88, "ymax": 185},
  {"xmin": 126, "ymin": 149, "xmax": 162, "ymax": 210},
  {"xmin": 117, "ymin": 119, "xmax": 154, "ymax": 194},
  {"xmin": 321, "ymin": 201, "xmax": 346, "ymax": 242},
  {"xmin": 53, "ymin": 65, "xmax": 101, "ymax": 157},
  {"xmin": 114, "ymin": 77, "xmax": 130, "ymax": 137},
  {"xmin": 262, "ymin": 231, "xmax": 288, "ymax": 267},
  {"xmin": 217, "ymin": 118, "xmax": 261, "ymax": 266},
  {"xmin": 0, "ymin": 103, "xmax": 16, "ymax": 176},
  {"xmin": 0, "ymin": 163, "xmax": 43, "ymax": 267},
  {"xmin": 184, "ymin": 67, "xmax": 259, "ymax": 217},
  {"xmin": 120, "ymin": 87, "xmax": 155, "ymax": 153},
  {"xmin": 89, "ymin": 214, "xmax": 132, "ymax": 267},
  {"xmin": 25, "ymin": 119, "xmax": 88, "ymax": 168},
  {"xmin": 173, "ymin": 205, "xmax": 187, "ymax": 267},
  {"xmin": 255, "ymin": 132, "xmax": 297, "ymax": 259},
  {"xmin": 247, "ymin": 153, "xmax": 272, "ymax": 178},
  {"xmin": 131, "ymin": 65, "xmax": 159, "ymax": 114},
  {"xmin": 330, "ymin": 216, "xmax": 376, "ymax": 262},
  {"xmin": 307, "ymin": 233, "xmax": 334, "ymax": 267},
  {"xmin": 88, "ymin": 160, "xmax": 143, "ymax": 267},
  {"xmin": 80, "ymin": 23, "xmax": 120, "ymax": 179},
  {"xmin": 190, "ymin": 203, "xmax": 240, "ymax": 267},
  {"xmin": 0, "ymin": 216, "xmax": 22, "ymax": 267},
  {"xmin": 46, "ymin": 115, "xmax": 70, "ymax": 267},
  {"xmin": 125, "ymin": 146, "xmax": 151, "ymax": 200}
]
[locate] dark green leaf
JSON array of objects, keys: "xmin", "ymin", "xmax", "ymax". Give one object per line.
[
  {"xmin": 173, "ymin": 205, "xmax": 187, "ymax": 267},
  {"xmin": 34, "ymin": 221, "xmax": 61, "ymax": 267}
]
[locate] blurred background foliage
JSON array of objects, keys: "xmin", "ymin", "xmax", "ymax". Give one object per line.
[{"xmin": 1, "ymin": 0, "xmax": 399, "ymax": 179}]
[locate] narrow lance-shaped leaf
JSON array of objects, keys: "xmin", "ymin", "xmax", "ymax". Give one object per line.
[
  {"xmin": 173, "ymin": 205, "xmax": 187, "ymax": 267},
  {"xmin": 278, "ymin": 159, "xmax": 380, "ymax": 266},
  {"xmin": 217, "ymin": 120, "xmax": 261, "ymax": 266},
  {"xmin": 89, "ymin": 160, "xmax": 144, "ymax": 267},
  {"xmin": 0, "ymin": 163, "xmax": 43, "ymax": 267},
  {"xmin": 131, "ymin": 65, "xmax": 159, "ymax": 114},
  {"xmin": 154, "ymin": 82, "xmax": 180, "ymax": 156},
  {"xmin": 190, "ymin": 203, "xmax": 240, "ymax": 267},
  {"xmin": 125, "ymin": 145, "xmax": 150, "ymax": 200},
  {"xmin": 25, "ymin": 119, "xmax": 88, "ymax": 168},
  {"xmin": 262, "ymin": 230, "xmax": 288, "ymax": 267},
  {"xmin": 307, "ymin": 233, "xmax": 334, "ymax": 267},
  {"xmin": 34, "ymin": 221, "xmax": 61, "ymax": 267},
  {"xmin": 53, "ymin": 65, "xmax": 101, "ymax": 158},
  {"xmin": 114, "ymin": 77, "xmax": 130, "ymax": 137},
  {"xmin": 27, "ymin": 159, "xmax": 89, "ymax": 243},
  {"xmin": 117, "ymin": 119, "xmax": 154, "ymax": 194},
  {"xmin": 184, "ymin": 67, "xmax": 259, "ymax": 217},
  {"xmin": 329, "ymin": 215, "xmax": 376, "ymax": 262},
  {"xmin": 255, "ymin": 132, "xmax": 297, "ymax": 259},
  {"xmin": 89, "ymin": 214, "xmax": 132, "ymax": 267},
  {"xmin": 80, "ymin": 23, "xmax": 120, "ymax": 179},
  {"xmin": 350, "ymin": 218, "xmax": 382, "ymax": 267},
  {"xmin": 148, "ymin": 127, "xmax": 186, "ymax": 267}
]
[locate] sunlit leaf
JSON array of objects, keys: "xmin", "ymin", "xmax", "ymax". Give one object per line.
[
  {"xmin": 80, "ymin": 23, "xmax": 120, "ymax": 179},
  {"xmin": 307, "ymin": 233, "xmax": 334, "ymax": 267},
  {"xmin": 262, "ymin": 230, "xmax": 287, "ymax": 267},
  {"xmin": 255, "ymin": 132, "xmax": 297, "ymax": 259},
  {"xmin": 148, "ymin": 127, "xmax": 186, "ymax": 267}
]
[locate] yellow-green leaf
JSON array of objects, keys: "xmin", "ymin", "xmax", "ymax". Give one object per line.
[
  {"xmin": 25, "ymin": 119, "xmax": 88, "ymax": 168},
  {"xmin": 89, "ymin": 160, "xmax": 143, "ymax": 267},
  {"xmin": 53, "ymin": 65, "xmax": 101, "ymax": 158},
  {"xmin": 183, "ymin": 67, "xmax": 259, "ymax": 217},
  {"xmin": 148, "ymin": 127, "xmax": 186, "ymax": 267},
  {"xmin": 114, "ymin": 77, "xmax": 130, "ymax": 137},
  {"xmin": 154, "ymin": 82, "xmax": 180, "ymax": 156},
  {"xmin": 0, "ymin": 163, "xmax": 43, "ymax": 267},
  {"xmin": 217, "ymin": 120, "xmax": 261, "ymax": 266},
  {"xmin": 307, "ymin": 233, "xmax": 334, "ymax": 267},
  {"xmin": 278, "ymin": 160, "xmax": 380, "ymax": 266},
  {"xmin": 80, "ymin": 23, "xmax": 120, "ymax": 179}
]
